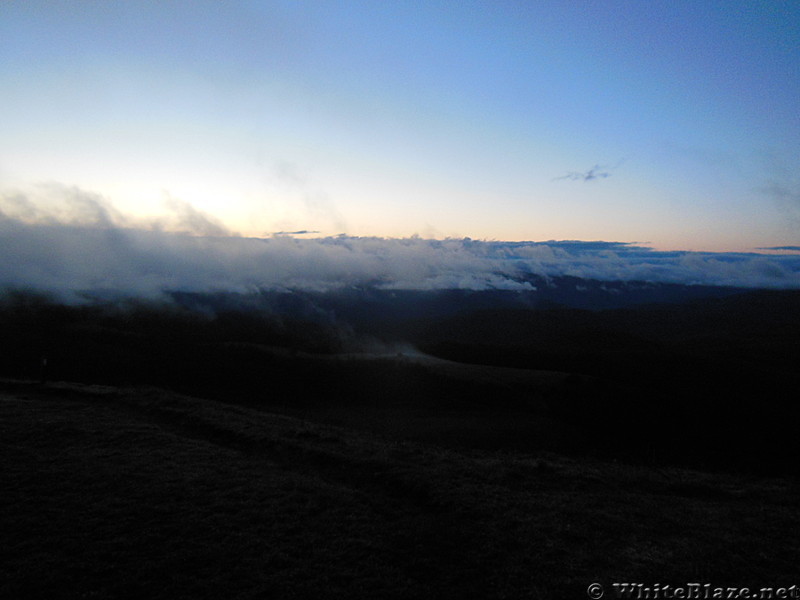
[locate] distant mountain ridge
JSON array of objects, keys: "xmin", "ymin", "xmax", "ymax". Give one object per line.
[{"xmin": 168, "ymin": 275, "xmax": 749, "ymax": 335}]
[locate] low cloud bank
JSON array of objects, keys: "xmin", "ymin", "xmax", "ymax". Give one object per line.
[{"xmin": 2, "ymin": 189, "xmax": 800, "ymax": 301}]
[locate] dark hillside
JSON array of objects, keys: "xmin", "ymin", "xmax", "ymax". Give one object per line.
[
  {"xmin": 412, "ymin": 290, "xmax": 800, "ymax": 472},
  {"xmin": 2, "ymin": 381, "xmax": 798, "ymax": 599},
  {"xmin": 2, "ymin": 289, "xmax": 799, "ymax": 472}
]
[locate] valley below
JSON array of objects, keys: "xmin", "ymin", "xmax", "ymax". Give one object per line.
[{"xmin": 2, "ymin": 285, "xmax": 799, "ymax": 598}]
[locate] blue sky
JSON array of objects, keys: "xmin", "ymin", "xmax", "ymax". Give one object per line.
[{"xmin": 2, "ymin": 0, "xmax": 799, "ymax": 251}]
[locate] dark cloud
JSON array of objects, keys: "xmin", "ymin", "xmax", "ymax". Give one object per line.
[
  {"xmin": 554, "ymin": 160, "xmax": 624, "ymax": 183},
  {"xmin": 530, "ymin": 240, "xmax": 636, "ymax": 252},
  {"xmin": 554, "ymin": 164, "xmax": 611, "ymax": 182}
]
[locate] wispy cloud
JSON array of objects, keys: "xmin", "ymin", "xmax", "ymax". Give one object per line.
[
  {"xmin": 161, "ymin": 196, "xmax": 232, "ymax": 237},
  {"xmin": 0, "ymin": 184, "xmax": 126, "ymax": 228},
  {"xmin": 266, "ymin": 160, "xmax": 348, "ymax": 234},
  {"xmin": 554, "ymin": 165, "xmax": 611, "ymax": 182},
  {"xmin": 763, "ymin": 179, "xmax": 800, "ymax": 225},
  {"xmin": 554, "ymin": 160, "xmax": 623, "ymax": 182},
  {"xmin": 0, "ymin": 183, "xmax": 233, "ymax": 236}
]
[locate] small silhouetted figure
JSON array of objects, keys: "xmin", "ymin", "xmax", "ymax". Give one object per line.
[{"xmin": 40, "ymin": 356, "xmax": 48, "ymax": 384}]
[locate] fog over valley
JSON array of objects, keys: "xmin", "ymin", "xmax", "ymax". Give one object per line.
[{"xmin": 3, "ymin": 189, "xmax": 800, "ymax": 303}]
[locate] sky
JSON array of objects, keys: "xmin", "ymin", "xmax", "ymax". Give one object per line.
[{"xmin": 1, "ymin": 0, "xmax": 800, "ymax": 253}]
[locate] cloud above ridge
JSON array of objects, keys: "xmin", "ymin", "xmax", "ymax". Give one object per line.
[{"xmin": 2, "ymin": 187, "xmax": 800, "ymax": 301}]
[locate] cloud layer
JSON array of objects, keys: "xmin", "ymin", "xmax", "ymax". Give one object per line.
[{"xmin": 3, "ymin": 187, "xmax": 800, "ymax": 301}]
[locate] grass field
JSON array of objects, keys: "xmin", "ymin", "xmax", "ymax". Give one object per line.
[{"xmin": 2, "ymin": 379, "xmax": 798, "ymax": 599}]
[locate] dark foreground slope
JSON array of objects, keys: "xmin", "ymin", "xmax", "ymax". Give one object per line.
[
  {"xmin": 412, "ymin": 290, "xmax": 800, "ymax": 472},
  {"xmin": 3, "ymin": 289, "xmax": 800, "ymax": 472},
  {"xmin": 2, "ymin": 380, "xmax": 799, "ymax": 600}
]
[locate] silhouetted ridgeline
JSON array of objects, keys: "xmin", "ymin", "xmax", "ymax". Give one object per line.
[
  {"xmin": 2, "ymin": 286, "xmax": 799, "ymax": 473},
  {"xmin": 171, "ymin": 275, "xmax": 748, "ymax": 336}
]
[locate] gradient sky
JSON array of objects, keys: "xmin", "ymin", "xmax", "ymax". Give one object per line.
[{"xmin": 2, "ymin": 0, "xmax": 799, "ymax": 250}]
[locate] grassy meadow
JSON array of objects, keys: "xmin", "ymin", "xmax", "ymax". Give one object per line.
[{"xmin": 1, "ymin": 291, "xmax": 799, "ymax": 598}]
